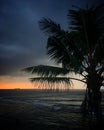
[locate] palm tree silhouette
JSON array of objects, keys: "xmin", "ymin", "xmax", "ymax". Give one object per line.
[{"xmin": 23, "ymin": 5, "xmax": 104, "ymax": 118}]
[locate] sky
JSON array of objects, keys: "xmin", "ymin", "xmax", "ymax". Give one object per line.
[{"xmin": 0, "ymin": 0, "xmax": 103, "ymax": 89}]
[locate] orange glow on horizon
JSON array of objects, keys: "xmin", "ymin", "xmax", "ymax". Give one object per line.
[
  {"xmin": 0, "ymin": 82, "xmax": 35, "ymax": 89},
  {"xmin": 0, "ymin": 80, "xmax": 85, "ymax": 89}
]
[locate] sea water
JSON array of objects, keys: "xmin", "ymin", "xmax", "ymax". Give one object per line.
[{"xmin": 0, "ymin": 89, "xmax": 103, "ymax": 110}]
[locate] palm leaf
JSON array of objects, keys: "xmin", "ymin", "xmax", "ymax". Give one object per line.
[
  {"xmin": 23, "ymin": 65, "xmax": 69, "ymax": 77},
  {"xmin": 30, "ymin": 76, "xmax": 86, "ymax": 84},
  {"xmin": 39, "ymin": 18, "xmax": 83, "ymax": 70},
  {"xmin": 68, "ymin": 5, "xmax": 104, "ymax": 52},
  {"xmin": 39, "ymin": 18, "xmax": 65, "ymax": 37},
  {"xmin": 30, "ymin": 77, "xmax": 71, "ymax": 90},
  {"xmin": 30, "ymin": 77, "xmax": 70, "ymax": 84},
  {"xmin": 47, "ymin": 36, "xmax": 71, "ymax": 66}
]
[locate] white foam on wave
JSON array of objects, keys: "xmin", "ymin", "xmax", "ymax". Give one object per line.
[{"xmin": 32, "ymin": 100, "xmax": 61, "ymax": 110}]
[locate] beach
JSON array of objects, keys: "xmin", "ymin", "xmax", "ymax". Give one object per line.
[{"xmin": 0, "ymin": 89, "xmax": 104, "ymax": 130}]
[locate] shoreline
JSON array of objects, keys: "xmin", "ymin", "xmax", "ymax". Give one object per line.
[
  {"xmin": 0, "ymin": 89, "xmax": 104, "ymax": 130},
  {"xmin": 0, "ymin": 101, "xmax": 104, "ymax": 130}
]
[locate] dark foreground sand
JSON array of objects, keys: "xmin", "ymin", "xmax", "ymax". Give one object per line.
[{"xmin": 0, "ymin": 102, "xmax": 104, "ymax": 130}]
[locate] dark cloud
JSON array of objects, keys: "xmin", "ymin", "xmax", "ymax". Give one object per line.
[{"xmin": 0, "ymin": 0, "xmax": 103, "ymax": 76}]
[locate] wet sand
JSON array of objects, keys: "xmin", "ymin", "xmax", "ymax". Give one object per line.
[{"xmin": 0, "ymin": 101, "xmax": 104, "ymax": 130}]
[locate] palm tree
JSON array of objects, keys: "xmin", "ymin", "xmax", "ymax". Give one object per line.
[{"xmin": 23, "ymin": 5, "xmax": 104, "ymax": 118}]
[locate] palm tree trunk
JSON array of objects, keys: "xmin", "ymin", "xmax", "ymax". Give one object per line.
[
  {"xmin": 85, "ymin": 72, "xmax": 102, "ymax": 119},
  {"xmin": 81, "ymin": 88, "xmax": 88, "ymax": 116}
]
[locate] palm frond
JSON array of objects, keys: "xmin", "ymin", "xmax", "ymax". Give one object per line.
[
  {"xmin": 22, "ymin": 65, "xmax": 69, "ymax": 77},
  {"xmin": 94, "ymin": 36, "xmax": 104, "ymax": 64},
  {"xmin": 30, "ymin": 77, "xmax": 70, "ymax": 84},
  {"xmin": 68, "ymin": 5, "xmax": 104, "ymax": 51},
  {"xmin": 47, "ymin": 36, "xmax": 71, "ymax": 66},
  {"xmin": 30, "ymin": 77, "xmax": 72, "ymax": 90},
  {"xmin": 39, "ymin": 18, "xmax": 65, "ymax": 37},
  {"xmin": 39, "ymin": 18, "xmax": 83, "ymax": 70}
]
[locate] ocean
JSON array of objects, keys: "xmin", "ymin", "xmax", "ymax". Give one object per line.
[{"xmin": 0, "ymin": 89, "xmax": 104, "ymax": 111}]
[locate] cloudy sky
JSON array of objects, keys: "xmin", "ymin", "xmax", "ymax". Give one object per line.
[{"xmin": 0, "ymin": 0, "xmax": 103, "ymax": 89}]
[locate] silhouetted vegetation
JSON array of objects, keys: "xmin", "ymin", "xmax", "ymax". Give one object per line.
[{"xmin": 23, "ymin": 4, "xmax": 104, "ymax": 119}]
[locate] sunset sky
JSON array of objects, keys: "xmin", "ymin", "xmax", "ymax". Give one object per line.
[{"xmin": 0, "ymin": 0, "xmax": 102, "ymax": 89}]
